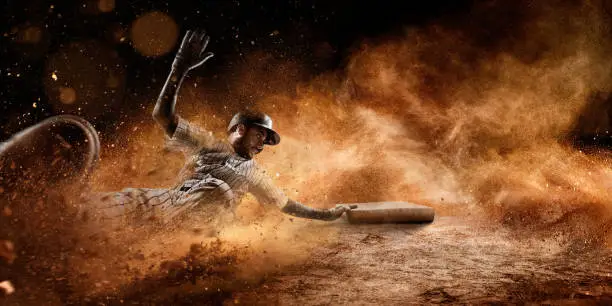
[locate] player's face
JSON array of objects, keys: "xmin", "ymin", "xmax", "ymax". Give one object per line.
[{"xmin": 242, "ymin": 125, "xmax": 268, "ymax": 157}]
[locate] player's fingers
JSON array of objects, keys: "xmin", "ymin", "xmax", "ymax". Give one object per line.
[
  {"xmin": 181, "ymin": 30, "xmax": 192, "ymax": 47},
  {"xmin": 196, "ymin": 52, "xmax": 214, "ymax": 64},
  {"xmin": 196, "ymin": 28, "xmax": 205, "ymax": 39},
  {"xmin": 198, "ymin": 31, "xmax": 207, "ymax": 43},
  {"xmin": 201, "ymin": 35, "xmax": 210, "ymax": 50},
  {"xmin": 192, "ymin": 53, "xmax": 214, "ymax": 68},
  {"xmin": 187, "ymin": 30, "xmax": 196, "ymax": 43}
]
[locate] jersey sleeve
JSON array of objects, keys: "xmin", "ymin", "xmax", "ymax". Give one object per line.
[
  {"xmin": 166, "ymin": 116, "xmax": 221, "ymax": 154},
  {"xmin": 249, "ymin": 168, "xmax": 289, "ymax": 209}
]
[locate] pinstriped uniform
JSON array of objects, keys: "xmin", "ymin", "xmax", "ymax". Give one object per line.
[{"xmin": 83, "ymin": 117, "xmax": 288, "ymax": 224}]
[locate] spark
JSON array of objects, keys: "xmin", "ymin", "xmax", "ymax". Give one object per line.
[{"xmin": 0, "ymin": 280, "xmax": 14, "ymax": 295}]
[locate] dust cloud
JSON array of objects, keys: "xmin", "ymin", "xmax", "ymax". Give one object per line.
[
  {"xmin": 243, "ymin": 0, "xmax": 612, "ymax": 240},
  {"xmin": 89, "ymin": 0, "xmax": 612, "ymax": 292}
]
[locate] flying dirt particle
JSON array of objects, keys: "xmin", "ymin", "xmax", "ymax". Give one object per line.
[
  {"xmin": 0, "ymin": 280, "xmax": 15, "ymax": 295},
  {"xmin": 51, "ymin": 71, "xmax": 58, "ymax": 81},
  {"xmin": 50, "ymin": 157, "xmax": 62, "ymax": 166},
  {"xmin": 132, "ymin": 252, "xmax": 145, "ymax": 261},
  {"xmin": 190, "ymin": 243, "xmax": 204, "ymax": 255},
  {"xmin": 160, "ymin": 259, "xmax": 185, "ymax": 272},
  {"xmin": 0, "ymin": 240, "xmax": 16, "ymax": 264},
  {"xmin": 2, "ymin": 206, "xmax": 11, "ymax": 216},
  {"xmin": 130, "ymin": 11, "xmax": 178, "ymax": 57},
  {"xmin": 110, "ymin": 25, "xmax": 127, "ymax": 43}
]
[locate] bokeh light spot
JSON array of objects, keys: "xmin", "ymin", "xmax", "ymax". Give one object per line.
[
  {"xmin": 59, "ymin": 87, "xmax": 77, "ymax": 104},
  {"xmin": 16, "ymin": 26, "xmax": 42, "ymax": 44},
  {"xmin": 44, "ymin": 41, "xmax": 126, "ymax": 117},
  {"xmin": 130, "ymin": 11, "xmax": 178, "ymax": 57},
  {"xmin": 10, "ymin": 23, "xmax": 50, "ymax": 60},
  {"xmin": 98, "ymin": 0, "xmax": 115, "ymax": 12}
]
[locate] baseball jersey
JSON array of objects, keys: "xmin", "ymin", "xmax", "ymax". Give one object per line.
[
  {"xmin": 80, "ymin": 117, "xmax": 289, "ymax": 224},
  {"xmin": 169, "ymin": 117, "xmax": 288, "ymax": 209}
]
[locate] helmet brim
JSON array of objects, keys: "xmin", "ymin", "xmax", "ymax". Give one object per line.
[{"xmin": 252, "ymin": 123, "xmax": 280, "ymax": 146}]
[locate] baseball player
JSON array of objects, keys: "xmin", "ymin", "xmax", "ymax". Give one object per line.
[{"xmin": 79, "ymin": 29, "xmax": 356, "ymax": 224}]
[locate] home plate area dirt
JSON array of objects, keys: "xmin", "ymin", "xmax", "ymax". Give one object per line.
[{"xmin": 232, "ymin": 217, "xmax": 612, "ymax": 304}]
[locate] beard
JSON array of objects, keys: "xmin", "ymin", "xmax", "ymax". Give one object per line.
[{"xmin": 234, "ymin": 136, "xmax": 255, "ymax": 159}]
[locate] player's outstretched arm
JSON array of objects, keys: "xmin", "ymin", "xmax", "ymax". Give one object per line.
[
  {"xmin": 281, "ymin": 199, "xmax": 357, "ymax": 221},
  {"xmin": 152, "ymin": 29, "xmax": 214, "ymax": 137}
]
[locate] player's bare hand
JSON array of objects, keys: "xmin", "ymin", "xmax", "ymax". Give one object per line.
[
  {"xmin": 172, "ymin": 29, "xmax": 214, "ymax": 73},
  {"xmin": 326, "ymin": 204, "xmax": 358, "ymax": 221}
]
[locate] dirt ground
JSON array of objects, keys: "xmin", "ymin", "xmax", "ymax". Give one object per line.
[
  {"xmin": 2, "ymin": 201, "xmax": 612, "ymax": 305},
  {"xmin": 231, "ymin": 217, "xmax": 612, "ymax": 305}
]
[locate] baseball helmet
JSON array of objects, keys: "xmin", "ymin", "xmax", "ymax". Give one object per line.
[{"xmin": 227, "ymin": 111, "xmax": 280, "ymax": 145}]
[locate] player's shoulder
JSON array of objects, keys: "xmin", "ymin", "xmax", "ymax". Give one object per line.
[
  {"xmin": 239, "ymin": 158, "xmax": 266, "ymax": 176},
  {"xmin": 195, "ymin": 139, "xmax": 233, "ymax": 154}
]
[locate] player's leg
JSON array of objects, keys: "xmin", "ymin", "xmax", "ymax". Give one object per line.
[
  {"xmin": 77, "ymin": 188, "xmax": 180, "ymax": 224},
  {"xmin": 161, "ymin": 178, "xmax": 236, "ymax": 221}
]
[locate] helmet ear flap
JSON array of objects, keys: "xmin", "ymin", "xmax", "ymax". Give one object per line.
[
  {"xmin": 228, "ymin": 123, "xmax": 247, "ymax": 136},
  {"xmin": 235, "ymin": 123, "xmax": 247, "ymax": 136}
]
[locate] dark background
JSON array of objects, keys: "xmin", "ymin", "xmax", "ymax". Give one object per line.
[
  {"xmin": 1, "ymin": 0, "xmax": 611, "ymax": 147},
  {"xmin": 0, "ymin": 0, "xmax": 474, "ymax": 138}
]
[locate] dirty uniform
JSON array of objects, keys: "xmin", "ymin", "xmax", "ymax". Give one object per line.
[{"xmin": 83, "ymin": 117, "xmax": 288, "ymax": 224}]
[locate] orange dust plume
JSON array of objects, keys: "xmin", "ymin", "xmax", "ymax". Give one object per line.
[
  {"xmin": 92, "ymin": 0, "xmax": 612, "ymax": 244},
  {"xmin": 56, "ymin": 0, "xmax": 612, "ymax": 300}
]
